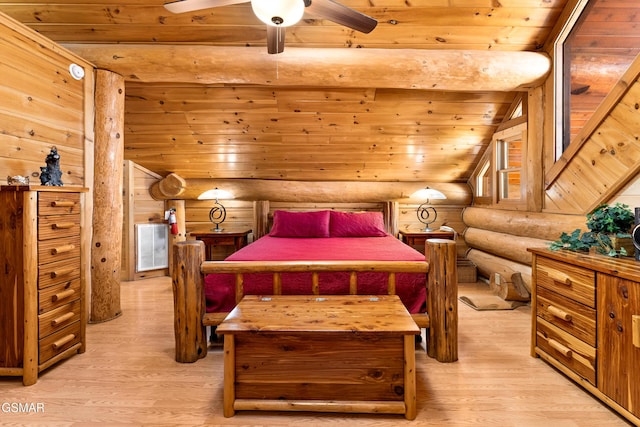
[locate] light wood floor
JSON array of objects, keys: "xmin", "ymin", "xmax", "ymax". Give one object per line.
[{"xmin": 1, "ymin": 277, "xmax": 631, "ymax": 426}]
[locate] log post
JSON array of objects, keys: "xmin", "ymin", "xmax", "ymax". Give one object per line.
[
  {"xmin": 253, "ymin": 200, "xmax": 269, "ymax": 240},
  {"xmin": 172, "ymin": 240, "xmax": 207, "ymax": 363},
  {"xmin": 383, "ymin": 201, "xmax": 399, "ymax": 236},
  {"xmin": 426, "ymin": 239, "xmax": 458, "ymax": 362},
  {"xmin": 90, "ymin": 69, "xmax": 124, "ymax": 323}
]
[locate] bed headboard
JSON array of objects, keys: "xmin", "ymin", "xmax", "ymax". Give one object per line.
[{"xmin": 256, "ymin": 202, "xmax": 398, "ymax": 239}]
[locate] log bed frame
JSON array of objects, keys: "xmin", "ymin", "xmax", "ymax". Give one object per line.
[{"xmin": 172, "ymin": 238, "xmax": 458, "ymax": 363}]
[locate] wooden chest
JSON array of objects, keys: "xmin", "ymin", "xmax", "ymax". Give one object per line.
[
  {"xmin": 217, "ymin": 295, "xmax": 420, "ymax": 419},
  {"xmin": 0, "ymin": 186, "xmax": 87, "ymax": 385}
]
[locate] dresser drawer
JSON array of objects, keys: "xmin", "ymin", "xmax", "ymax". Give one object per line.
[
  {"xmin": 39, "ymin": 299, "xmax": 81, "ymax": 339},
  {"xmin": 38, "ymin": 214, "xmax": 80, "ymax": 240},
  {"xmin": 536, "ymin": 317, "xmax": 596, "ymax": 385},
  {"xmin": 38, "ymin": 235, "xmax": 81, "ymax": 265},
  {"xmin": 536, "ymin": 257, "xmax": 595, "ymax": 308},
  {"xmin": 38, "ymin": 278, "xmax": 81, "ymax": 314},
  {"xmin": 38, "ymin": 192, "xmax": 81, "ymax": 216},
  {"xmin": 39, "ymin": 321, "xmax": 81, "ymax": 364},
  {"xmin": 536, "ymin": 286, "xmax": 596, "ymax": 347},
  {"xmin": 38, "ymin": 257, "xmax": 80, "ymax": 289}
]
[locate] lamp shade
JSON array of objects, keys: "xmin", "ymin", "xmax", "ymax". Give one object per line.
[
  {"xmin": 251, "ymin": 0, "xmax": 305, "ymax": 27},
  {"xmin": 197, "ymin": 188, "xmax": 234, "ymax": 200},
  {"xmin": 411, "ymin": 187, "xmax": 446, "ymax": 200}
]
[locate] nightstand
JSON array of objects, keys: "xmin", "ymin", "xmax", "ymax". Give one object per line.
[
  {"xmin": 399, "ymin": 230, "xmax": 455, "ymax": 254},
  {"xmin": 190, "ymin": 228, "xmax": 252, "ymax": 261}
]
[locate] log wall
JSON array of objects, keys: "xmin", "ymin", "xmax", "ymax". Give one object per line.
[
  {"xmin": 463, "ymin": 16, "xmax": 640, "ymax": 286},
  {"xmin": 462, "ymin": 207, "xmax": 586, "ymax": 288}
]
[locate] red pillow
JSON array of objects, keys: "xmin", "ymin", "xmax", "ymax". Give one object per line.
[
  {"xmin": 329, "ymin": 211, "xmax": 387, "ymax": 237},
  {"xmin": 269, "ymin": 210, "xmax": 330, "ymax": 238}
]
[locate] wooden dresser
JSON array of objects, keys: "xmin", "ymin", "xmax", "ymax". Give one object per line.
[
  {"xmin": 529, "ymin": 248, "xmax": 640, "ymax": 425},
  {"xmin": 0, "ymin": 186, "xmax": 88, "ymax": 385}
]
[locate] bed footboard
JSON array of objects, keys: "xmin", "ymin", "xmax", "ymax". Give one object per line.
[{"xmin": 172, "ymin": 239, "xmax": 457, "ymax": 363}]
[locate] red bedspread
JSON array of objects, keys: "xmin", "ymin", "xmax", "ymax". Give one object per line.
[{"xmin": 204, "ymin": 235, "xmax": 427, "ymax": 314}]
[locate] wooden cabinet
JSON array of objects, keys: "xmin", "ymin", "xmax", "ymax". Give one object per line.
[
  {"xmin": 398, "ymin": 230, "xmax": 455, "ymax": 254},
  {"xmin": 190, "ymin": 229, "xmax": 252, "ymax": 261},
  {"xmin": 0, "ymin": 186, "xmax": 87, "ymax": 385},
  {"xmin": 597, "ymin": 274, "xmax": 640, "ymax": 418},
  {"xmin": 529, "ymin": 248, "xmax": 640, "ymax": 425}
]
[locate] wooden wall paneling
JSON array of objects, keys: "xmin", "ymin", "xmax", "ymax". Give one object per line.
[
  {"xmin": 120, "ymin": 78, "xmax": 510, "ymax": 183},
  {"xmin": 133, "ymin": 164, "xmax": 164, "ymax": 224},
  {"xmin": 122, "ymin": 161, "xmax": 168, "ymax": 281},
  {"xmin": 612, "ymin": 175, "xmax": 640, "ymax": 208},
  {"xmin": 544, "ymin": 58, "xmax": 640, "ymax": 214},
  {"xmin": 186, "ymin": 199, "xmax": 254, "ymax": 231},
  {"xmin": 0, "ymin": 12, "xmax": 91, "ymax": 187},
  {"xmin": 90, "ymin": 69, "xmax": 123, "ymax": 322}
]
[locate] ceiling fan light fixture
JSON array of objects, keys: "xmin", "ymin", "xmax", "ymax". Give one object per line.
[{"xmin": 251, "ymin": 0, "xmax": 305, "ymax": 27}]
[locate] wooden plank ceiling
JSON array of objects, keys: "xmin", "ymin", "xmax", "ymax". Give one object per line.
[{"xmin": 0, "ymin": 0, "xmax": 570, "ymax": 183}]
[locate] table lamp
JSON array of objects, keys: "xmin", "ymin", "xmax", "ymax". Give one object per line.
[
  {"xmin": 411, "ymin": 187, "xmax": 446, "ymax": 231},
  {"xmin": 198, "ymin": 187, "xmax": 233, "ymax": 232}
]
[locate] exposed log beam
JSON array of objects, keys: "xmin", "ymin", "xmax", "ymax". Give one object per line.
[
  {"xmin": 64, "ymin": 45, "xmax": 550, "ymax": 91},
  {"xmin": 149, "ymin": 175, "xmax": 472, "ymax": 204}
]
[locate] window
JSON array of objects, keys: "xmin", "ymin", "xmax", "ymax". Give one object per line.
[
  {"xmin": 475, "ymin": 159, "xmax": 491, "ymax": 199},
  {"xmin": 555, "ymin": 0, "xmax": 640, "ymax": 157},
  {"xmin": 496, "ymin": 135, "xmax": 522, "ymax": 201}
]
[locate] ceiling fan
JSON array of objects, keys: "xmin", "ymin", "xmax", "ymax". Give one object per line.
[{"xmin": 163, "ymin": 0, "xmax": 378, "ymax": 54}]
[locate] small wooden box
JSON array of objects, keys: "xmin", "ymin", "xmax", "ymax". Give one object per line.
[{"xmin": 457, "ymin": 258, "xmax": 477, "ymax": 283}]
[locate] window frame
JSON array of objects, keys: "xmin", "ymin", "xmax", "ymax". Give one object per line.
[{"xmin": 469, "ymin": 96, "xmax": 527, "ymax": 209}]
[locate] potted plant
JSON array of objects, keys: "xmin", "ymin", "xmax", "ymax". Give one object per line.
[
  {"xmin": 587, "ymin": 203, "xmax": 635, "ymax": 255},
  {"xmin": 550, "ymin": 203, "xmax": 635, "ymax": 257}
]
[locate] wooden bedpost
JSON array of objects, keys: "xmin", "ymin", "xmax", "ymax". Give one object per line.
[
  {"xmin": 172, "ymin": 240, "xmax": 207, "ymax": 362},
  {"xmin": 426, "ymin": 239, "xmax": 458, "ymax": 362}
]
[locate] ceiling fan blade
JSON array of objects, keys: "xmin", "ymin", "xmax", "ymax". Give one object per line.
[
  {"xmin": 305, "ymin": 0, "xmax": 377, "ymax": 34},
  {"xmin": 266, "ymin": 26, "xmax": 286, "ymax": 54},
  {"xmin": 163, "ymin": 0, "xmax": 248, "ymax": 14}
]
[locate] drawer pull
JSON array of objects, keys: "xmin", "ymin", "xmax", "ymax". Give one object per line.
[
  {"xmin": 51, "ymin": 200, "xmax": 75, "ymax": 208},
  {"xmin": 548, "ymin": 338, "xmax": 572, "ymax": 358},
  {"xmin": 52, "ymin": 334, "xmax": 75, "ymax": 350},
  {"xmin": 51, "ymin": 267, "xmax": 75, "ymax": 278},
  {"xmin": 52, "ymin": 244, "xmax": 75, "ymax": 255},
  {"xmin": 51, "ymin": 312, "xmax": 74, "ymax": 327},
  {"xmin": 548, "ymin": 305, "xmax": 572, "ymax": 322},
  {"xmin": 52, "ymin": 222, "xmax": 75, "ymax": 230},
  {"xmin": 52, "ymin": 289, "xmax": 75, "ymax": 302},
  {"xmin": 633, "ymin": 315, "xmax": 640, "ymax": 349},
  {"xmin": 547, "ymin": 270, "xmax": 572, "ymax": 286}
]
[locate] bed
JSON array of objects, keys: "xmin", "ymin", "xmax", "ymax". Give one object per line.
[{"xmin": 172, "ymin": 209, "xmax": 458, "ymax": 363}]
